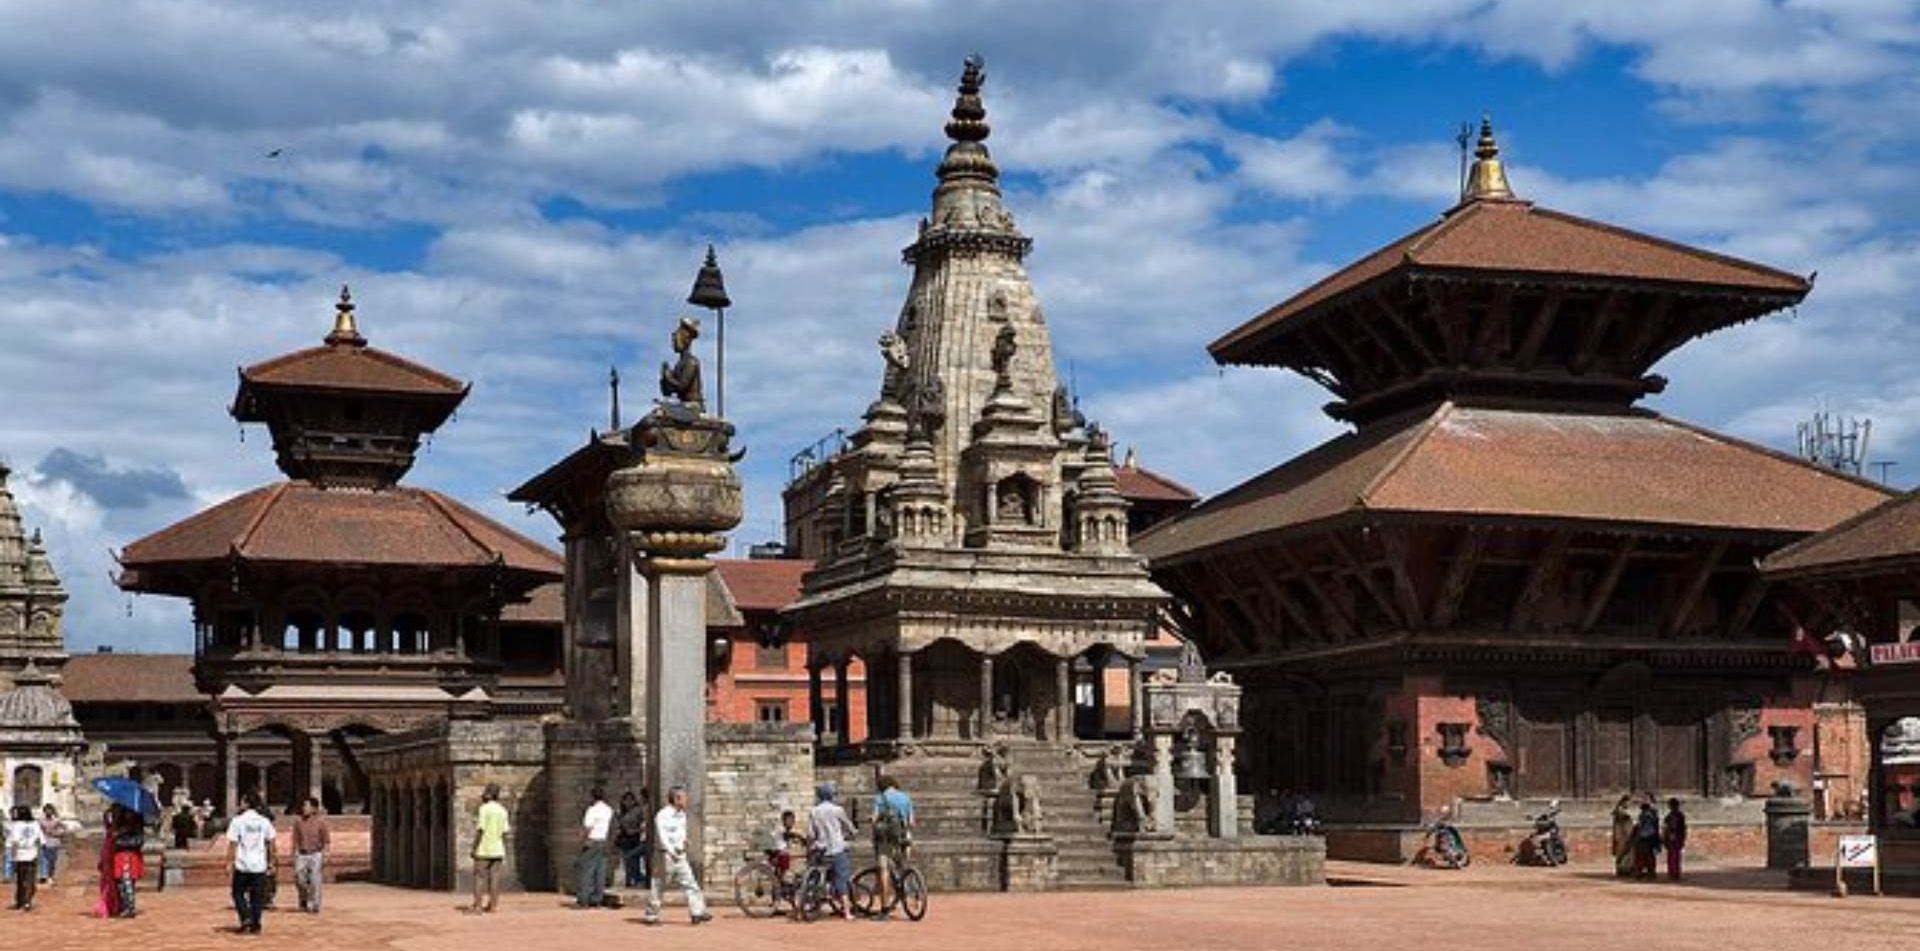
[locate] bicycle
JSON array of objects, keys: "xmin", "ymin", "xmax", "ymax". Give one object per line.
[
  {"xmin": 850, "ymin": 856, "xmax": 927, "ymax": 921},
  {"xmin": 793, "ymin": 851, "xmax": 849, "ymax": 923},
  {"xmin": 732, "ymin": 849, "xmax": 801, "ymax": 918}
]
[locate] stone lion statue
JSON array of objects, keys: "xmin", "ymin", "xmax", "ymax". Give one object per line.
[{"xmin": 995, "ymin": 773, "xmax": 1044, "ymax": 835}]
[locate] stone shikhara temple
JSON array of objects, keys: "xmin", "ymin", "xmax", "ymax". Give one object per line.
[
  {"xmin": 1136, "ymin": 121, "xmax": 1891, "ymax": 860},
  {"xmin": 0, "ymin": 466, "xmax": 85, "ymax": 818},
  {"xmin": 785, "ymin": 58, "xmax": 1319, "ymax": 888}
]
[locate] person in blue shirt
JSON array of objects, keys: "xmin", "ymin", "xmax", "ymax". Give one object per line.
[{"xmin": 870, "ymin": 775, "xmax": 915, "ymax": 920}]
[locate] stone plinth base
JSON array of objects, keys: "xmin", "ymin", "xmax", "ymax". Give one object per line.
[
  {"xmin": 542, "ymin": 718, "xmax": 645, "ymax": 895},
  {"xmin": 998, "ymin": 834, "xmax": 1059, "ymax": 891},
  {"xmin": 1115, "ymin": 834, "xmax": 1323, "ymax": 887}
]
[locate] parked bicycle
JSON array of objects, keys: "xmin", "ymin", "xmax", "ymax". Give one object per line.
[
  {"xmin": 849, "ymin": 860, "xmax": 928, "ymax": 921},
  {"xmin": 794, "ymin": 850, "xmax": 851, "ymax": 923},
  {"xmin": 733, "ymin": 848, "xmax": 803, "ymax": 918}
]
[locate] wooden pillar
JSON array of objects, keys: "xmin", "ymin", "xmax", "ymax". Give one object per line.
[
  {"xmin": 1089, "ymin": 649, "xmax": 1108, "ymax": 738},
  {"xmin": 1055, "ymin": 654, "xmax": 1071, "ymax": 742},
  {"xmin": 808, "ymin": 661, "xmax": 825, "ymax": 740},
  {"xmin": 980, "ymin": 653, "xmax": 995, "ymax": 739},
  {"xmin": 1127, "ymin": 656, "xmax": 1144, "ymax": 739},
  {"xmin": 897, "ymin": 649, "xmax": 915, "ymax": 740},
  {"xmin": 835, "ymin": 658, "xmax": 852, "ymax": 747}
]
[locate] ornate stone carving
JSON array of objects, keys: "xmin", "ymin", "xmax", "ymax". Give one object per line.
[
  {"xmin": 878, "ymin": 332, "xmax": 911, "ymax": 405},
  {"xmin": 995, "ymin": 774, "xmax": 1044, "ymax": 835},
  {"xmin": 1112, "ymin": 774, "xmax": 1156, "ymax": 834}
]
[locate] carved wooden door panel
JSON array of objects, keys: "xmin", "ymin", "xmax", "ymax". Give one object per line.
[
  {"xmin": 1592, "ymin": 710, "xmax": 1636, "ymax": 794},
  {"xmin": 1655, "ymin": 721, "xmax": 1704, "ymax": 793},
  {"xmin": 1520, "ymin": 721, "xmax": 1570, "ymax": 796}
]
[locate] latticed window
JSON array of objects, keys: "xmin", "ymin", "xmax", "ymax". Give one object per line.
[{"xmin": 756, "ymin": 700, "xmax": 789, "ymax": 724}]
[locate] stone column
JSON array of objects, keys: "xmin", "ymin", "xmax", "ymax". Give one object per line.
[
  {"xmin": 1127, "ymin": 657, "xmax": 1143, "ymax": 739},
  {"xmin": 1055, "ymin": 655, "xmax": 1072, "ymax": 742},
  {"xmin": 644, "ymin": 556, "xmax": 713, "ymax": 868},
  {"xmin": 1151, "ymin": 733, "xmax": 1176, "ymax": 834},
  {"xmin": 398, "ymin": 785, "xmax": 415, "ymax": 887},
  {"xmin": 300, "ymin": 730, "xmax": 326, "ymax": 808},
  {"xmin": 613, "ymin": 531, "xmax": 651, "ymax": 724},
  {"xmin": 980, "ymin": 654, "xmax": 995, "ymax": 738},
  {"xmin": 897, "ymin": 649, "xmax": 915, "ymax": 740},
  {"xmin": 1210, "ymin": 735, "xmax": 1238, "ymax": 839},
  {"xmin": 217, "ymin": 731, "xmax": 239, "ymax": 817},
  {"xmin": 835, "ymin": 658, "xmax": 852, "ymax": 747},
  {"xmin": 606, "ymin": 404, "xmax": 743, "ymax": 883}
]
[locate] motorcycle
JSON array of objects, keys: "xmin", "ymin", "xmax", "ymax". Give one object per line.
[{"xmin": 1516, "ymin": 803, "xmax": 1567, "ymax": 866}]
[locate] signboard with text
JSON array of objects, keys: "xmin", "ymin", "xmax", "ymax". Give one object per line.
[
  {"xmin": 1869, "ymin": 642, "xmax": 1920, "ymax": 666},
  {"xmin": 1839, "ymin": 835, "xmax": 1878, "ymax": 869}
]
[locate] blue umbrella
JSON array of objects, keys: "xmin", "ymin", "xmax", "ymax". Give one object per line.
[{"xmin": 91, "ymin": 777, "xmax": 160, "ymax": 819}]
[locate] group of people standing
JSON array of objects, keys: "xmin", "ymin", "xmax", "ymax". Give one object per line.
[
  {"xmin": 560, "ymin": 784, "xmax": 711, "ymax": 924},
  {"xmin": 1612, "ymin": 794, "xmax": 1687, "ymax": 881},
  {"xmin": 4, "ymin": 804, "xmax": 73, "ymax": 912}
]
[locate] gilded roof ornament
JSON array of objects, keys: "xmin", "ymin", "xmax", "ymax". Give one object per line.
[
  {"xmin": 326, "ymin": 284, "xmax": 367, "ymax": 347},
  {"xmin": 1460, "ymin": 115, "xmax": 1516, "ymax": 203}
]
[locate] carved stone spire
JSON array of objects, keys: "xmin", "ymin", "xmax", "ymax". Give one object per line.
[
  {"xmin": 1460, "ymin": 115, "xmax": 1516, "ymax": 203},
  {"xmin": 1071, "ymin": 426, "xmax": 1131, "ymax": 556},
  {"xmin": 937, "ymin": 54, "xmax": 997, "ymax": 186}
]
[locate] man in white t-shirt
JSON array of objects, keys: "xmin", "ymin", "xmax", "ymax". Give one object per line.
[
  {"xmin": 225, "ymin": 792, "xmax": 277, "ymax": 934},
  {"xmin": 574, "ymin": 787, "xmax": 613, "ymax": 909}
]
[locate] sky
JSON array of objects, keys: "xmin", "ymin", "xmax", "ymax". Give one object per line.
[{"xmin": 3, "ymin": 1, "xmax": 1919, "ymax": 654}]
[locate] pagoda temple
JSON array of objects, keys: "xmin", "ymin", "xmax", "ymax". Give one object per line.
[
  {"xmin": 1135, "ymin": 120, "xmax": 1893, "ymax": 860},
  {"xmin": 118, "ymin": 288, "xmax": 562, "ymax": 815}
]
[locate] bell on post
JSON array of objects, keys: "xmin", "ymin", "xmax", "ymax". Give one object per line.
[
  {"xmin": 687, "ymin": 244, "xmax": 731, "ymax": 310},
  {"xmin": 1174, "ymin": 735, "xmax": 1210, "ymax": 782}
]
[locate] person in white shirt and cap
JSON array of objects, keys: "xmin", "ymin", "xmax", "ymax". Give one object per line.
[
  {"xmin": 574, "ymin": 787, "xmax": 614, "ymax": 909},
  {"xmin": 642, "ymin": 785, "xmax": 710, "ymax": 925}
]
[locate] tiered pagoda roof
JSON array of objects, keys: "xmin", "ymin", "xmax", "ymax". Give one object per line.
[{"xmin": 1210, "ymin": 120, "xmax": 1812, "ymax": 426}]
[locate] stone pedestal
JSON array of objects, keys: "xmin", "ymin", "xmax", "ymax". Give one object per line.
[
  {"xmin": 998, "ymin": 834, "xmax": 1059, "ymax": 891},
  {"xmin": 1151, "ymin": 734, "xmax": 1177, "ymax": 834},
  {"xmin": 1210, "ymin": 735, "xmax": 1238, "ymax": 839},
  {"xmin": 1766, "ymin": 795, "xmax": 1813, "ymax": 870}
]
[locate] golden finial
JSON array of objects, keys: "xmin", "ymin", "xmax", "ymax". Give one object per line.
[
  {"xmin": 1460, "ymin": 115, "xmax": 1515, "ymax": 203},
  {"xmin": 326, "ymin": 284, "xmax": 366, "ymax": 346}
]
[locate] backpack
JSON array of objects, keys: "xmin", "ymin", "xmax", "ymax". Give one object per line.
[{"xmin": 873, "ymin": 792, "xmax": 906, "ymax": 845}]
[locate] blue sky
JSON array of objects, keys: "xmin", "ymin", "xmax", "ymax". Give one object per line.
[{"xmin": 3, "ymin": 1, "xmax": 1918, "ymax": 653}]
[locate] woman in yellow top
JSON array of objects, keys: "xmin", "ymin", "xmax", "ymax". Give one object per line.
[{"xmin": 468, "ymin": 784, "xmax": 510, "ymax": 914}]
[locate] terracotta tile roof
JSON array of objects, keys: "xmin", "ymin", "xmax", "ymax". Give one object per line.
[
  {"xmin": 1135, "ymin": 403, "xmax": 1890, "ymax": 563},
  {"xmin": 239, "ymin": 343, "xmax": 467, "ymax": 398},
  {"xmin": 1762, "ymin": 490, "xmax": 1920, "ymax": 579},
  {"xmin": 1115, "ymin": 463, "xmax": 1198, "ymax": 504},
  {"xmin": 500, "ymin": 581, "xmax": 563, "ymax": 623},
  {"xmin": 59, "ymin": 653, "xmax": 202, "ymax": 704},
  {"xmin": 1212, "ymin": 199, "xmax": 1811, "ymax": 362},
  {"xmin": 119, "ymin": 481, "xmax": 563, "ymax": 577},
  {"xmin": 715, "ymin": 558, "xmax": 813, "ymax": 613}
]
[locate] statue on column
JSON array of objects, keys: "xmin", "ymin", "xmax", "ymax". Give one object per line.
[{"xmin": 658, "ymin": 317, "xmax": 705, "ymax": 413}]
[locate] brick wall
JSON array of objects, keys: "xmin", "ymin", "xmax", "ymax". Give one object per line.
[{"xmin": 701, "ymin": 721, "xmax": 815, "ymax": 886}]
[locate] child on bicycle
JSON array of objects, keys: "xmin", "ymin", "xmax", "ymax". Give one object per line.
[{"xmin": 771, "ymin": 809, "xmax": 809, "ymax": 879}]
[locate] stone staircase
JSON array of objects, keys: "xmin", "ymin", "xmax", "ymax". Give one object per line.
[{"xmin": 820, "ymin": 742, "xmax": 1131, "ymax": 889}]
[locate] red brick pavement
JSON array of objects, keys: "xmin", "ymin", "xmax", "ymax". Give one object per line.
[{"xmin": 7, "ymin": 861, "xmax": 1920, "ymax": 951}]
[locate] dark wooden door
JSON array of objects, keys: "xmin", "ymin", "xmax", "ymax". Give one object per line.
[
  {"xmin": 1593, "ymin": 709, "xmax": 1636, "ymax": 794},
  {"xmin": 1655, "ymin": 721, "xmax": 1704, "ymax": 793},
  {"xmin": 1521, "ymin": 721, "xmax": 1570, "ymax": 796}
]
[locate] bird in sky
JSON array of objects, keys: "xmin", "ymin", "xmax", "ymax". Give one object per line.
[{"xmin": 264, "ymin": 148, "xmax": 283, "ymax": 159}]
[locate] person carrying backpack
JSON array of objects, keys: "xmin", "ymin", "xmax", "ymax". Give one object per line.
[{"xmin": 870, "ymin": 775, "xmax": 915, "ymax": 921}]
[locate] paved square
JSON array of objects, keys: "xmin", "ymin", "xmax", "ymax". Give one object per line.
[{"xmin": 8, "ymin": 862, "xmax": 1920, "ymax": 951}]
